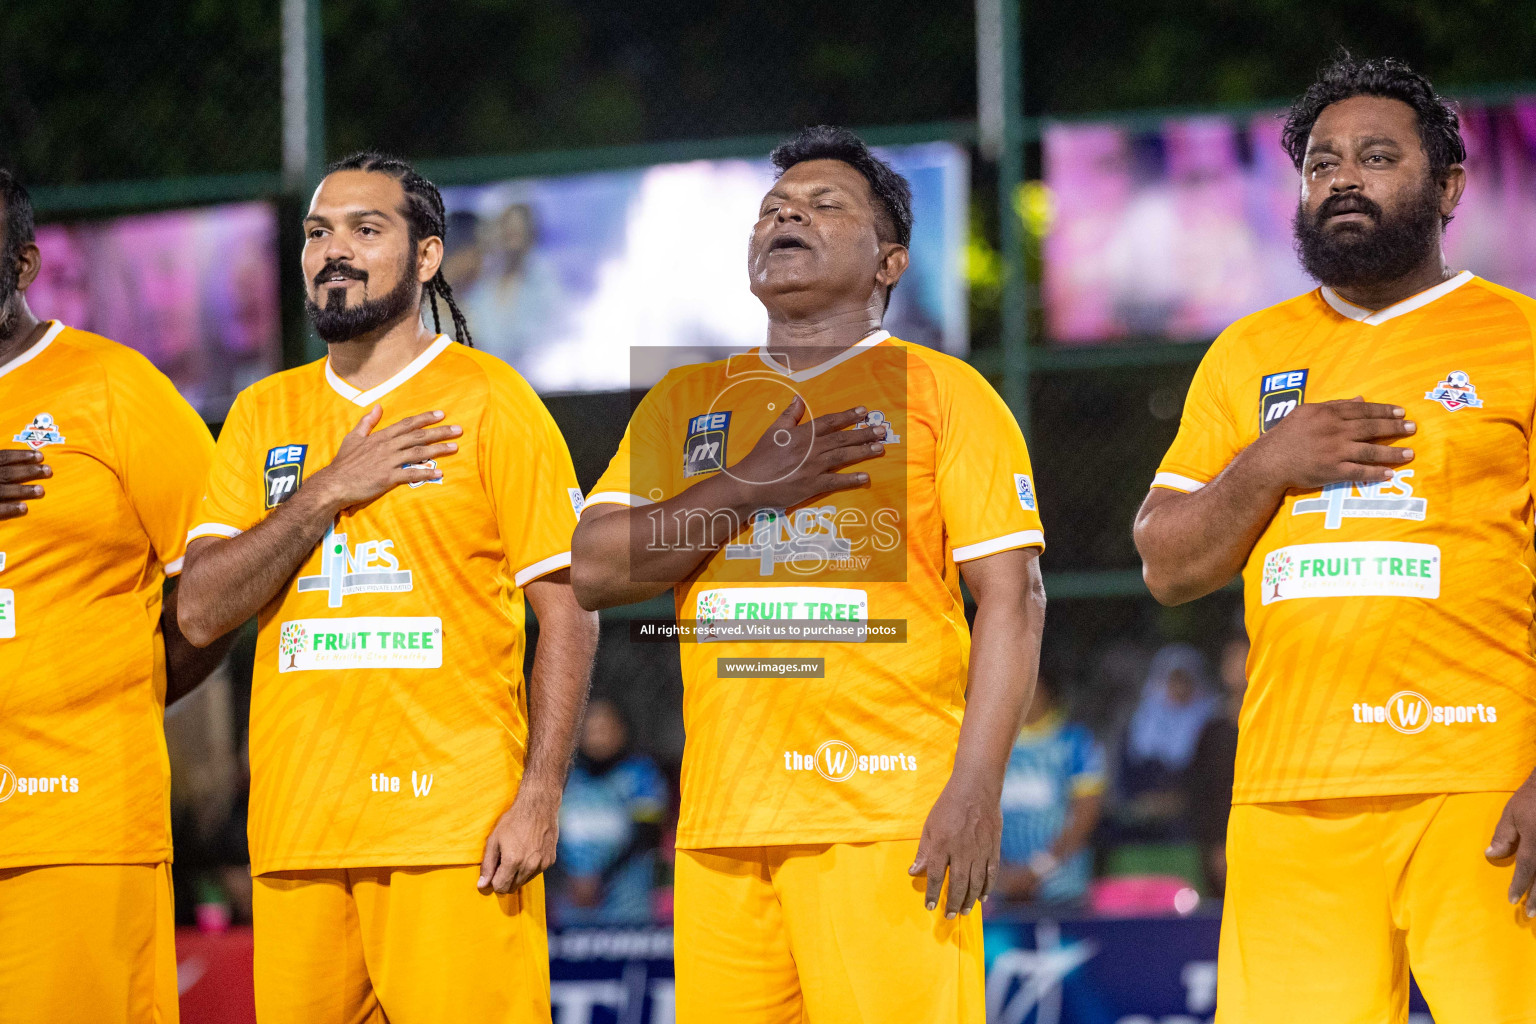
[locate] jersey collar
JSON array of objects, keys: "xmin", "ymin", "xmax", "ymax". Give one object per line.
[
  {"xmin": 325, "ymin": 334, "xmax": 452, "ymax": 407},
  {"xmin": 1320, "ymin": 270, "xmax": 1473, "ymax": 327},
  {"xmin": 0, "ymin": 321, "xmax": 66, "ymax": 381},
  {"xmin": 756, "ymin": 329, "xmax": 891, "ymax": 382}
]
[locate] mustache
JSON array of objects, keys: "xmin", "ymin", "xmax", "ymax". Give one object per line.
[
  {"xmin": 314, "ymin": 259, "xmax": 368, "ymax": 287},
  {"xmin": 1314, "ymin": 192, "xmax": 1382, "ymax": 225}
]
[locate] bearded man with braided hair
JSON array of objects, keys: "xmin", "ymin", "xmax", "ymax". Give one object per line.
[{"xmin": 178, "ymin": 153, "xmax": 598, "ymax": 1022}]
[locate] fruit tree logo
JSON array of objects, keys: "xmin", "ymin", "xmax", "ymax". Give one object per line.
[
  {"xmin": 814, "ymin": 740, "xmax": 858, "ymax": 783},
  {"xmin": 0, "ymin": 764, "xmax": 15, "ymax": 803},
  {"xmin": 279, "ymin": 622, "xmax": 309, "ymax": 670},
  {"xmin": 1386, "ymin": 691, "xmax": 1432, "ymax": 735}
]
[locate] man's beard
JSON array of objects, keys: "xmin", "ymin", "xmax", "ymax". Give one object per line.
[
  {"xmin": 304, "ymin": 250, "xmax": 420, "ymax": 344},
  {"xmin": 0, "ymin": 250, "xmax": 19, "ymax": 338},
  {"xmin": 1293, "ymin": 177, "xmax": 1444, "ymax": 290}
]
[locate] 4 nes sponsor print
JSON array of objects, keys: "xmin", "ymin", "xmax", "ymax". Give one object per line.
[
  {"xmin": 1258, "ymin": 367, "xmax": 1482, "ymax": 606},
  {"xmin": 1260, "ymin": 368, "xmax": 1499, "ymax": 735},
  {"xmin": 264, "ymin": 441, "xmax": 444, "ymax": 673}
]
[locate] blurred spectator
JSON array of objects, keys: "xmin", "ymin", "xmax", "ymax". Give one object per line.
[
  {"xmin": 1185, "ymin": 635, "xmax": 1249, "ymax": 895},
  {"xmin": 994, "ymin": 675, "xmax": 1107, "ymax": 907},
  {"xmin": 552, "ymin": 699, "xmax": 669, "ymax": 925},
  {"xmin": 1113, "ymin": 644, "xmax": 1218, "ymax": 838}
]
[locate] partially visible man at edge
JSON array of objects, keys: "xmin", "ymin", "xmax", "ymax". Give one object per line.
[
  {"xmin": 0, "ymin": 168, "xmax": 231, "ymax": 1024},
  {"xmin": 177, "ymin": 153, "xmax": 598, "ymax": 1023},
  {"xmin": 1135, "ymin": 55, "xmax": 1536, "ymax": 1023},
  {"xmin": 572, "ymin": 126, "xmax": 1047, "ymax": 1023}
]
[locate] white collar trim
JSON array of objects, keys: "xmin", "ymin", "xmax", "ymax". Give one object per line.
[
  {"xmin": 1320, "ymin": 271, "xmax": 1473, "ymax": 326},
  {"xmin": 756, "ymin": 330, "xmax": 891, "ymax": 382},
  {"xmin": 325, "ymin": 335, "xmax": 452, "ymax": 406},
  {"xmin": 0, "ymin": 321, "xmax": 66, "ymax": 381}
]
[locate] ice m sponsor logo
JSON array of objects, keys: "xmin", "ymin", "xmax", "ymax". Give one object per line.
[
  {"xmin": 1259, "ymin": 369, "xmax": 1308, "ymax": 434},
  {"xmin": 1292, "ymin": 471, "xmax": 1426, "ymax": 528},
  {"xmin": 1353, "ymin": 690, "xmax": 1498, "ymax": 734},
  {"xmin": 683, "ymin": 411, "xmax": 731, "ymax": 478},
  {"xmin": 783, "ymin": 740, "xmax": 918, "ymax": 783},
  {"xmin": 263, "ymin": 444, "xmax": 308, "ymax": 508},
  {"xmin": 296, "ymin": 525, "xmax": 413, "ymax": 607}
]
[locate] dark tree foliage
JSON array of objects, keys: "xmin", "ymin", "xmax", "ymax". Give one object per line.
[{"xmin": 8, "ymin": 0, "xmax": 1533, "ymax": 185}]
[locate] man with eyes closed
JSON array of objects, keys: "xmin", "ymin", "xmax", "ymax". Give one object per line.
[{"xmin": 573, "ymin": 125, "xmax": 1047, "ymax": 1024}]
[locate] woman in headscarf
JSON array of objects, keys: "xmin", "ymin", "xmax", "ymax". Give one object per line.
[{"xmin": 1115, "ymin": 643, "xmax": 1220, "ymax": 838}]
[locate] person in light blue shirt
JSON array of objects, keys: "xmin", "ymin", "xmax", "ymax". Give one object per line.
[
  {"xmin": 996, "ymin": 674, "xmax": 1108, "ymax": 905},
  {"xmin": 553, "ymin": 699, "xmax": 670, "ymax": 926}
]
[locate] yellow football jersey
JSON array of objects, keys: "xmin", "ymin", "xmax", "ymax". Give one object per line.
[
  {"xmin": 588, "ymin": 332, "xmax": 1045, "ymax": 848},
  {"xmin": 1155, "ymin": 272, "xmax": 1536, "ymax": 802},
  {"xmin": 0, "ymin": 322, "xmax": 214, "ymax": 867},
  {"xmin": 190, "ymin": 336, "xmax": 581, "ymax": 873}
]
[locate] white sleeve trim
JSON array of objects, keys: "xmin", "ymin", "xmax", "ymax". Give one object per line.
[
  {"xmin": 1150, "ymin": 472, "xmax": 1207, "ymax": 493},
  {"xmin": 514, "ymin": 551, "xmax": 572, "ymax": 588},
  {"xmin": 162, "ymin": 557, "xmax": 185, "ymax": 577},
  {"xmin": 952, "ymin": 529, "xmax": 1045, "ymax": 563},
  {"xmin": 186, "ymin": 522, "xmax": 244, "ymax": 542},
  {"xmin": 582, "ymin": 491, "xmax": 653, "ymax": 510}
]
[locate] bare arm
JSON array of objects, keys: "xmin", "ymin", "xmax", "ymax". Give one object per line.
[
  {"xmin": 570, "ymin": 398, "xmax": 886, "ymax": 610},
  {"xmin": 911, "ymin": 546, "xmax": 1046, "ymax": 917},
  {"xmin": 177, "ymin": 407, "xmax": 461, "ymax": 646},
  {"xmin": 478, "ymin": 569, "xmax": 600, "ymax": 894},
  {"xmin": 162, "ymin": 584, "xmax": 237, "ymax": 705},
  {"xmin": 1133, "ymin": 399, "xmax": 1416, "ymax": 606}
]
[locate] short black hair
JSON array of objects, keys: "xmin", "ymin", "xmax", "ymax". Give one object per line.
[
  {"xmin": 770, "ymin": 126, "xmax": 913, "ymax": 249},
  {"xmin": 0, "ymin": 169, "xmax": 36, "ymax": 271},
  {"xmin": 324, "ymin": 151, "xmax": 473, "ymax": 346},
  {"xmin": 1282, "ymin": 53, "xmax": 1466, "ymax": 179}
]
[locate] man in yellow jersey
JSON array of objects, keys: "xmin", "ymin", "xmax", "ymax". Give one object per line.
[
  {"xmin": 0, "ymin": 169, "xmax": 230, "ymax": 1023},
  {"xmin": 176, "ymin": 153, "xmax": 598, "ymax": 1023},
  {"xmin": 572, "ymin": 126, "xmax": 1047, "ymax": 1023},
  {"xmin": 1134, "ymin": 55, "xmax": 1536, "ymax": 1023}
]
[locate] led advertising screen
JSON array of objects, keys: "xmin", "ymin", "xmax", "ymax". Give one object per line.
[
  {"xmin": 440, "ymin": 142, "xmax": 969, "ymax": 393},
  {"xmin": 1043, "ymin": 97, "xmax": 1536, "ymax": 344},
  {"xmin": 29, "ymin": 201, "xmax": 282, "ymax": 420}
]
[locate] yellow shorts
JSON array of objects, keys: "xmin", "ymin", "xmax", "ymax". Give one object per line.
[
  {"xmin": 0, "ymin": 862, "xmax": 178, "ymax": 1024},
  {"xmin": 674, "ymin": 840, "xmax": 984, "ymax": 1024},
  {"xmin": 1219, "ymin": 792, "xmax": 1536, "ymax": 1024},
  {"xmin": 252, "ymin": 865, "xmax": 549, "ymax": 1024}
]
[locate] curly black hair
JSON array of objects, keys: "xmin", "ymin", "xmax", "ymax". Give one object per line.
[
  {"xmin": 1281, "ymin": 53, "xmax": 1466, "ymax": 179},
  {"xmin": 325, "ymin": 151, "xmax": 473, "ymax": 346},
  {"xmin": 769, "ymin": 125, "xmax": 913, "ymax": 250}
]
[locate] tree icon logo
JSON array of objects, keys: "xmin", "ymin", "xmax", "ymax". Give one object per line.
[{"xmin": 279, "ymin": 622, "xmax": 309, "ymax": 669}]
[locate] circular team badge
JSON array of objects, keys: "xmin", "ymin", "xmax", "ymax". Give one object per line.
[
  {"xmin": 814, "ymin": 739, "xmax": 858, "ymax": 783},
  {"xmin": 0, "ymin": 764, "xmax": 15, "ymax": 803},
  {"xmin": 1385, "ymin": 691, "xmax": 1432, "ymax": 735}
]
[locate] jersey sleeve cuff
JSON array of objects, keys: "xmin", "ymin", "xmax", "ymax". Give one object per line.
[
  {"xmin": 514, "ymin": 551, "xmax": 572, "ymax": 588},
  {"xmin": 952, "ymin": 529, "xmax": 1045, "ymax": 563},
  {"xmin": 187, "ymin": 522, "xmax": 244, "ymax": 543},
  {"xmin": 581, "ymin": 491, "xmax": 654, "ymax": 511},
  {"xmin": 1150, "ymin": 472, "xmax": 1208, "ymax": 493},
  {"xmin": 162, "ymin": 556, "xmax": 186, "ymax": 577}
]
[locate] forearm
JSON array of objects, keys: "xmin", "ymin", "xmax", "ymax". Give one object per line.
[
  {"xmin": 1134, "ymin": 445, "xmax": 1288, "ymax": 605},
  {"xmin": 951, "ymin": 568, "xmax": 1046, "ymax": 795},
  {"xmin": 519, "ymin": 583, "xmax": 600, "ymax": 800},
  {"xmin": 572, "ymin": 474, "xmax": 763, "ymax": 610},
  {"xmin": 162, "ymin": 585, "xmax": 237, "ymax": 705},
  {"xmin": 177, "ymin": 483, "xmax": 341, "ymax": 646}
]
